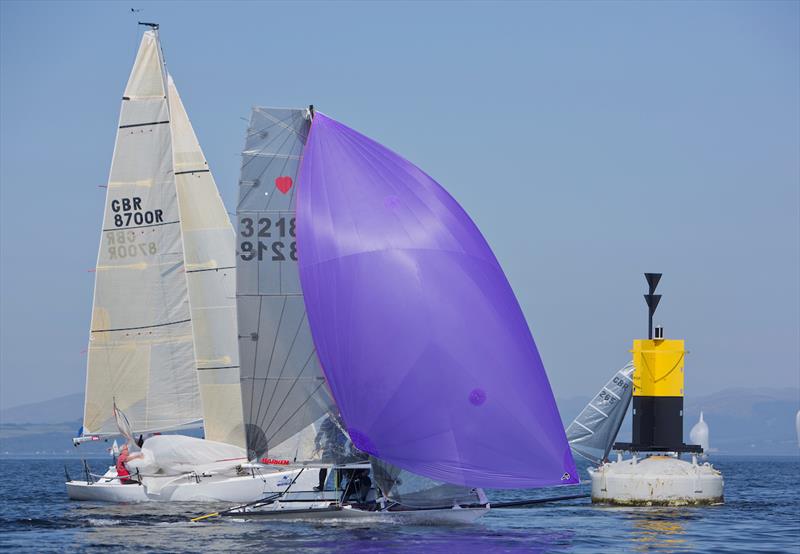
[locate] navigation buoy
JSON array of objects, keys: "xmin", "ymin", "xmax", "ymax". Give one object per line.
[{"xmin": 590, "ymin": 273, "xmax": 724, "ymax": 506}]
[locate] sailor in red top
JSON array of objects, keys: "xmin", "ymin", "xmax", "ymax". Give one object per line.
[{"xmin": 116, "ymin": 444, "xmax": 142, "ymax": 484}]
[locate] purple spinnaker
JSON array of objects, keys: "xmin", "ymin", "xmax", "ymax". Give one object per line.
[{"xmin": 296, "ymin": 113, "xmax": 577, "ymax": 488}]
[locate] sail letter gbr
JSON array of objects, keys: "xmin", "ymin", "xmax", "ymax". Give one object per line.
[{"xmin": 110, "ymin": 196, "xmax": 164, "ymax": 227}]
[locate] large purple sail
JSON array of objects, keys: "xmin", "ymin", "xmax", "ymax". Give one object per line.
[{"xmin": 296, "ymin": 113, "xmax": 577, "ymax": 488}]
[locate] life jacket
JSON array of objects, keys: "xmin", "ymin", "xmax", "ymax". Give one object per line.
[{"xmin": 116, "ymin": 452, "xmax": 131, "ymax": 481}]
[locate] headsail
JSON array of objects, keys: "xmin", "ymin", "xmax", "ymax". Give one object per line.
[
  {"xmin": 236, "ymin": 107, "xmax": 352, "ymax": 464},
  {"xmin": 83, "ymin": 31, "xmax": 200, "ymax": 435},
  {"xmin": 296, "ymin": 113, "xmax": 576, "ymax": 488},
  {"xmin": 168, "ymin": 77, "xmax": 245, "ymax": 448},
  {"xmin": 566, "ymin": 362, "xmax": 634, "ymax": 465}
]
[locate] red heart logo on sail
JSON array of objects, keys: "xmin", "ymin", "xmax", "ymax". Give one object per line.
[{"xmin": 275, "ymin": 176, "xmax": 293, "ymax": 194}]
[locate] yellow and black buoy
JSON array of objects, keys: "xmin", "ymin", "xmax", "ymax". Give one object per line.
[{"xmin": 589, "ymin": 273, "xmax": 724, "ymax": 506}]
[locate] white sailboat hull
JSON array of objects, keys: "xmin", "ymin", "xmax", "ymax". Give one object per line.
[{"xmin": 66, "ymin": 465, "xmax": 320, "ymax": 503}]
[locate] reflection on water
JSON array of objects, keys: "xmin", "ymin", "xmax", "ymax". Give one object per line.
[{"xmin": 629, "ymin": 509, "xmax": 690, "ymax": 552}]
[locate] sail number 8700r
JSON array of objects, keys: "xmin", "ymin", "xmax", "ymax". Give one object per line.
[
  {"xmin": 110, "ymin": 196, "xmax": 164, "ymax": 228},
  {"xmin": 239, "ymin": 216, "xmax": 296, "ymax": 261}
]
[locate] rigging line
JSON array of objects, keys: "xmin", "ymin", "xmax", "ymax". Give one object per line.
[
  {"xmin": 257, "ymin": 299, "xmax": 306, "ymax": 431},
  {"xmin": 102, "ymin": 220, "xmax": 179, "ymax": 232},
  {"xmin": 254, "ymin": 107, "xmax": 308, "ymax": 142},
  {"xmin": 185, "ymin": 266, "xmax": 235, "ymax": 274},
  {"xmin": 119, "ymin": 120, "xmax": 170, "ymax": 129},
  {"xmin": 197, "ymin": 365, "xmax": 240, "ymax": 371},
  {"xmin": 247, "ymin": 295, "xmax": 264, "ymax": 434},
  {"xmin": 91, "ymin": 318, "xmax": 191, "ymax": 333},
  {"xmin": 264, "ymin": 128, "xmax": 303, "ymax": 212},
  {"xmin": 237, "ymin": 125, "xmax": 296, "ymax": 211},
  {"xmin": 248, "ymin": 123, "xmax": 299, "ymax": 210},
  {"xmin": 265, "ymin": 381, "xmax": 326, "ymax": 445},
  {"xmin": 252, "ymin": 296, "xmax": 287, "ymax": 432},
  {"xmin": 258, "ymin": 347, "xmax": 318, "ymax": 434},
  {"xmin": 243, "ymin": 110, "xmax": 301, "ymax": 141},
  {"xmin": 588, "ymin": 403, "xmax": 609, "ymax": 418},
  {"xmin": 571, "ymin": 448, "xmax": 601, "ymax": 464},
  {"xmin": 241, "ymin": 110, "xmax": 301, "ymax": 171},
  {"xmin": 250, "ymin": 111, "xmax": 306, "ymax": 187},
  {"xmin": 571, "ymin": 420, "xmax": 594, "ymax": 435}
]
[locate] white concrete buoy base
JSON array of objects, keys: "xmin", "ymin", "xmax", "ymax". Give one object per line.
[{"xmin": 588, "ymin": 454, "xmax": 724, "ymax": 506}]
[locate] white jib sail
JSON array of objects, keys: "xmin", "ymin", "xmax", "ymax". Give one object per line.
[
  {"xmin": 83, "ymin": 31, "xmax": 200, "ymax": 435},
  {"xmin": 168, "ymin": 76, "xmax": 246, "ymax": 449}
]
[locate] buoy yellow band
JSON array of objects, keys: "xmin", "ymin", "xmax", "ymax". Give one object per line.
[{"xmin": 631, "ymin": 339, "xmax": 685, "ymax": 397}]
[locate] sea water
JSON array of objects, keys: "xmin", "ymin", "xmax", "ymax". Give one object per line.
[{"xmin": 0, "ymin": 456, "xmax": 797, "ymax": 553}]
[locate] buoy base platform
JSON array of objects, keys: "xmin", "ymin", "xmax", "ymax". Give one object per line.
[{"xmin": 588, "ymin": 454, "xmax": 724, "ymax": 506}]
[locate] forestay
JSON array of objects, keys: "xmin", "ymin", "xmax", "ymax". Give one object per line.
[
  {"xmin": 236, "ymin": 107, "xmax": 351, "ymax": 464},
  {"xmin": 566, "ymin": 362, "xmax": 634, "ymax": 464},
  {"xmin": 84, "ymin": 31, "xmax": 200, "ymax": 435},
  {"xmin": 296, "ymin": 113, "xmax": 577, "ymax": 489}
]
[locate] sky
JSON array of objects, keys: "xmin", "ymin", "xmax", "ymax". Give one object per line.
[{"xmin": 1, "ymin": 1, "xmax": 798, "ymax": 410}]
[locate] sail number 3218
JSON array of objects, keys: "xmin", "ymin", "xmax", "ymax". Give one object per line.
[{"xmin": 239, "ymin": 217, "xmax": 296, "ymax": 261}]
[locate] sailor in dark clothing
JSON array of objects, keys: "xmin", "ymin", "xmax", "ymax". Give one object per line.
[{"xmin": 342, "ymin": 468, "xmax": 372, "ymax": 504}]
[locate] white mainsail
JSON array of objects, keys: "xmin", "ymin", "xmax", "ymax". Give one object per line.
[
  {"xmin": 82, "ymin": 30, "xmax": 244, "ymax": 447},
  {"xmin": 236, "ymin": 107, "xmax": 356, "ymax": 465}
]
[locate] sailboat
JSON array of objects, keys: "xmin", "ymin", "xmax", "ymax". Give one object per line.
[
  {"xmin": 689, "ymin": 411, "xmax": 710, "ymax": 452},
  {"xmin": 197, "ymin": 108, "xmax": 577, "ymax": 522},
  {"xmin": 566, "ymin": 362, "xmax": 635, "ymax": 466},
  {"xmin": 66, "ymin": 27, "xmax": 316, "ymax": 502}
]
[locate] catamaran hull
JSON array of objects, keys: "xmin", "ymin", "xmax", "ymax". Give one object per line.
[
  {"xmin": 225, "ymin": 504, "xmax": 489, "ymax": 525},
  {"xmin": 66, "ymin": 466, "xmax": 319, "ymax": 503}
]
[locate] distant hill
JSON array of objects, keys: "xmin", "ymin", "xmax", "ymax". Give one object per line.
[
  {"xmin": 1, "ymin": 388, "xmax": 798, "ymax": 456},
  {"xmin": 0, "ymin": 392, "xmax": 83, "ymax": 425}
]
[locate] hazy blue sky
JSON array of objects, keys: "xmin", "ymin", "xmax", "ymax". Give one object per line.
[{"xmin": 1, "ymin": 1, "xmax": 798, "ymax": 410}]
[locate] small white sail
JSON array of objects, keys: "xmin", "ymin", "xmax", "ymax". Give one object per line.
[
  {"xmin": 84, "ymin": 31, "xmax": 199, "ymax": 436},
  {"xmin": 689, "ymin": 411, "xmax": 710, "ymax": 451},
  {"xmin": 796, "ymin": 410, "xmax": 799, "ymax": 448},
  {"xmin": 566, "ymin": 362, "xmax": 634, "ymax": 464}
]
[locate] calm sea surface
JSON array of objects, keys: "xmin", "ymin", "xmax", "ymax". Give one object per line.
[{"xmin": 0, "ymin": 456, "xmax": 797, "ymax": 553}]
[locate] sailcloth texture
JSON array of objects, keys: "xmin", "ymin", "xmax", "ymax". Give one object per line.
[
  {"xmin": 566, "ymin": 362, "xmax": 634, "ymax": 464},
  {"xmin": 296, "ymin": 113, "xmax": 577, "ymax": 488},
  {"xmin": 168, "ymin": 77, "xmax": 245, "ymax": 448},
  {"xmin": 84, "ymin": 31, "xmax": 200, "ymax": 435},
  {"xmin": 236, "ymin": 108, "xmax": 357, "ymax": 464}
]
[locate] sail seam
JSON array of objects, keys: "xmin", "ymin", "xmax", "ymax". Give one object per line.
[
  {"xmin": 588, "ymin": 403, "xmax": 609, "ymax": 418},
  {"xmin": 185, "ymin": 266, "xmax": 235, "ymax": 274},
  {"xmin": 91, "ymin": 318, "xmax": 191, "ymax": 333},
  {"xmin": 174, "ymin": 169, "xmax": 210, "ymax": 175},
  {"xmin": 102, "ymin": 220, "xmax": 179, "ymax": 232},
  {"xmin": 197, "ymin": 365, "xmax": 240, "ymax": 371},
  {"xmin": 119, "ymin": 120, "xmax": 170, "ymax": 129}
]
